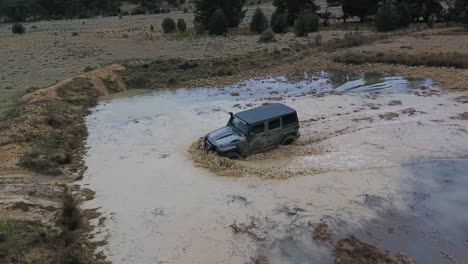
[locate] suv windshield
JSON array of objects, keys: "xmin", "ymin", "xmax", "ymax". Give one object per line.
[{"xmin": 231, "ymin": 116, "xmax": 248, "ymax": 135}]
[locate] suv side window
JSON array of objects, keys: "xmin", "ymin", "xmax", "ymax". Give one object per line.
[
  {"xmin": 283, "ymin": 113, "xmax": 297, "ymax": 127},
  {"xmin": 251, "ymin": 123, "xmax": 265, "ymax": 134},
  {"xmin": 268, "ymin": 119, "xmax": 281, "ymax": 130}
]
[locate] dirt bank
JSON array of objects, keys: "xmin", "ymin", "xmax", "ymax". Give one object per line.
[{"xmin": 0, "ymin": 65, "xmax": 125, "ymax": 263}]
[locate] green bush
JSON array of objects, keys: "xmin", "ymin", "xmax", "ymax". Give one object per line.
[
  {"xmin": 162, "ymin": 17, "xmax": 176, "ymax": 33},
  {"xmin": 294, "ymin": 11, "xmax": 319, "ymax": 37},
  {"xmin": 250, "ymin": 7, "xmax": 268, "ymax": 33},
  {"xmin": 177, "ymin": 19, "xmax": 187, "ymax": 32},
  {"xmin": 12, "ymin": 23, "xmax": 26, "ymax": 34},
  {"xmin": 397, "ymin": 1, "xmax": 412, "ymax": 27},
  {"xmin": 271, "ymin": 11, "xmax": 288, "ymax": 33},
  {"xmin": 209, "ymin": 8, "xmax": 229, "ymax": 36},
  {"xmin": 375, "ymin": 2, "xmax": 399, "ymax": 32}
]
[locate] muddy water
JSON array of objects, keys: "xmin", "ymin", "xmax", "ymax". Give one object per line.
[{"xmin": 82, "ymin": 72, "xmax": 468, "ymax": 264}]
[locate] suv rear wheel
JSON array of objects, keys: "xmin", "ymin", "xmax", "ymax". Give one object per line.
[
  {"xmin": 281, "ymin": 135, "xmax": 297, "ymax": 145},
  {"xmin": 224, "ymin": 151, "xmax": 242, "ymax": 160}
]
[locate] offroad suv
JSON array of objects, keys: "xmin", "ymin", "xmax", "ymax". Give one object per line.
[{"xmin": 204, "ymin": 103, "xmax": 300, "ymax": 159}]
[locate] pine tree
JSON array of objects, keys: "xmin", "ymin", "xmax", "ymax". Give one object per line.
[
  {"xmin": 250, "ymin": 8, "xmax": 268, "ymax": 33},
  {"xmin": 193, "ymin": 0, "xmax": 246, "ymax": 29},
  {"xmin": 397, "ymin": 1, "xmax": 412, "ymax": 27},
  {"xmin": 294, "ymin": 10, "xmax": 319, "ymax": 37},
  {"xmin": 271, "ymin": 11, "xmax": 288, "ymax": 33},
  {"xmin": 375, "ymin": 1, "xmax": 399, "ymax": 32},
  {"xmin": 209, "ymin": 8, "xmax": 229, "ymax": 36},
  {"xmin": 273, "ymin": 0, "xmax": 319, "ymax": 26}
]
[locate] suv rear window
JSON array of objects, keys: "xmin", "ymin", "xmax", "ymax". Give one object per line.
[
  {"xmin": 283, "ymin": 113, "xmax": 297, "ymax": 127},
  {"xmin": 251, "ymin": 123, "xmax": 265, "ymax": 134},
  {"xmin": 268, "ymin": 119, "xmax": 281, "ymax": 130}
]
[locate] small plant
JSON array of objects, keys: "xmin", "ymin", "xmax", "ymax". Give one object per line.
[
  {"xmin": 162, "ymin": 17, "xmax": 176, "ymax": 33},
  {"xmin": 12, "ymin": 23, "xmax": 26, "ymax": 34},
  {"xmin": 314, "ymin": 33, "xmax": 323, "ymax": 46},
  {"xmin": 271, "ymin": 12, "xmax": 288, "ymax": 33},
  {"xmin": 177, "ymin": 19, "xmax": 187, "ymax": 32},
  {"xmin": 294, "ymin": 11, "xmax": 319, "ymax": 37},
  {"xmin": 258, "ymin": 27, "xmax": 276, "ymax": 42},
  {"xmin": 375, "ymin": 1, "xmax": 399, "ymax": 32},
  {"xmin": 61, "ymin": 189, "xmax": 81, "ymax": 231},
  {"xmin": 250, "ymin": 7, "xmax": 268, "ymax": 34},
  {"xmin": 209, "ymin": 8, "xmax": 229, "ymax": 36}
]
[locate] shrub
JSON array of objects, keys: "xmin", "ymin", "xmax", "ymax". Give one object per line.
[
  {"xmin": 271, "ymin": 11, "xmax": 288, "ymax": 33},
  {"xmin": 397, "ymin": 1, "xmax": 412, "ymax": 27},
  {"xmin": 209, "ymin": 9, "xmax": 228, "ymax": 36},
  {"xmin": 294, "ymin": 11, "xmax": 319, "ymax": 37},
  {"xmin": 375, "ymin": 2, "xmax": 399, "ymax": 32},
  {"xmin": 61, "ymin": 189, "xmax": 81, "ymax": 231},
  {"xmin": 162, "ymin": 17, "xmax": 176, "ymax": 33},
  {"xmin": 177, "ymin": 19, "xmax": 187, "ymax": 32},
  {"xmin": 314, "ymin": 33, "xmax": 323, "ymax": 46},
  {"xmin": 194, "ymin": 22, "xmax": 205, "ymax": 35},
  {"xmin": 250, "ymin": 7, "xmax": 269, "ymax": 34},
  {"xmin": 12, "ymin": 23, "xmax": 26, "ymax": 34},
  {"xmin": 258, "ymin": 27, "xmax": 276, "ymax": 42}
]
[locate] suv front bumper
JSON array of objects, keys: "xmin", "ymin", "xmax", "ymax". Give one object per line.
[{"xmin": 203, "ymin": 137, "xmax": 216, "ymax": 152}]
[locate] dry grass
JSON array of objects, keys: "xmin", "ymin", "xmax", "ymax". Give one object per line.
[
  {"xmin": 333, "ymin": 51, "xmax": 468, "ymax": 69},
  {"xmin": 325, "ymin": 31, "xmax": 389, "ymax": 51}
]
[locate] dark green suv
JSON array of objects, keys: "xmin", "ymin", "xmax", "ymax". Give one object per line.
[{"xmin": 204, "ymin": 103, "xmax": 300, "ymax": 159}]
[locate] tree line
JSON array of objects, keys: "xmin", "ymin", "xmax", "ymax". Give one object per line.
[
  {"xmin": 0, "ymin": 0, "xmax": 179, "ymax": 21},
  {"xmin": 191, "ymin": 0, "xmax": 467, "ymax": 36},
  {"xmin": 328, "ymin": 0, "xmax": 467, "ymax": 24},
  {"xmin": 1, "ymin": 0, "xmax": 467, "ymax": 30}
]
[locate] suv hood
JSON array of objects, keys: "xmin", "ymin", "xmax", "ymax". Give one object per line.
[{"xmin": 206, "ymin": 126, "xmax": 244, "ymax": 147}]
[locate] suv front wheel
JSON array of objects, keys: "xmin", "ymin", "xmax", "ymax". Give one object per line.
[
  {"xmin": 281, "ymin": 135, "xmax": 297, "ymax": 145},
  {"xmin": 224, "ymin": 151, "xmax": 242, "ymax": 160}
]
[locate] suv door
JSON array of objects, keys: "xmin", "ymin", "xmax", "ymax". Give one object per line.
[
  {"xmin": 265, "ymin": 118, "xmax": 283, "ymax": 148},
  {"xmin": 247, "ymin": 122, "xmax": 267, "ymax": 154}
]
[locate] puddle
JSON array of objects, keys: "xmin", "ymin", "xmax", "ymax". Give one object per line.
[
  {"xmin": 82, "ymin": 72, "xmax": 468, "ymax": 263},
  {"xmin": 209, "ymin": 71, "xmax": 435, "ymax": 102}
]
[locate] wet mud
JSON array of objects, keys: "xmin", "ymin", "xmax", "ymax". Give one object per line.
[{"xmin": 82, "ymin": 71, "xmax": 468, "ymax": 263}]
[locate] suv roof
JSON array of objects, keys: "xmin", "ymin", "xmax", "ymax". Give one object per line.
[{"xmin": 235, "ymin": 103, "xmax": 296, "ymax": 124}]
